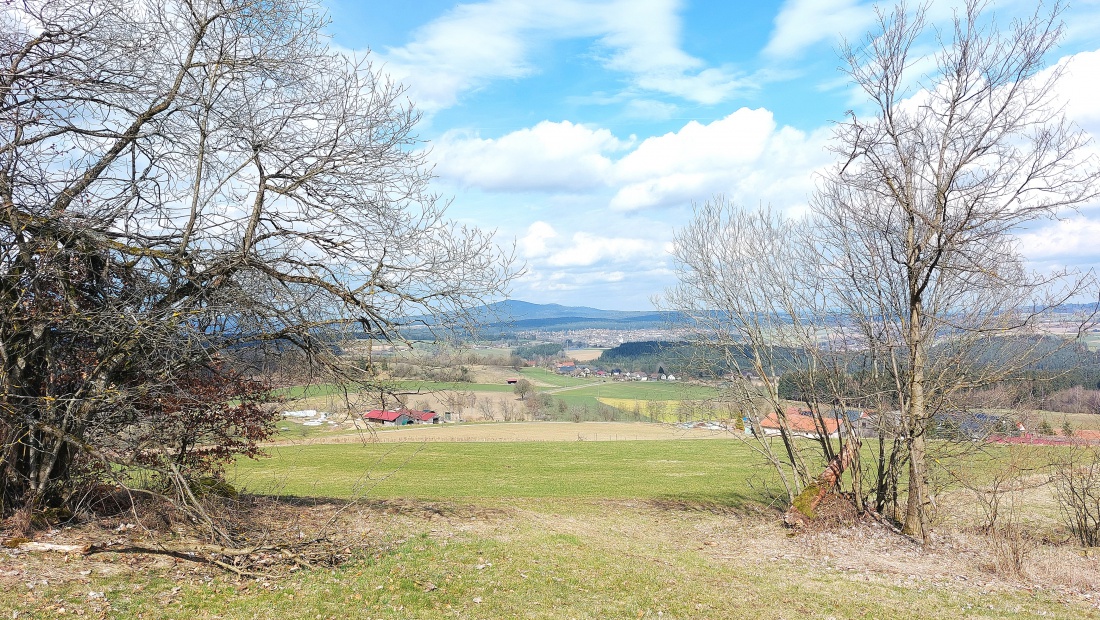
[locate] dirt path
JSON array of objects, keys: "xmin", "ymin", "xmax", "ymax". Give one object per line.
[{"xmin": 540, "ymin": 383, "xmax": 597, "ymax": 394}]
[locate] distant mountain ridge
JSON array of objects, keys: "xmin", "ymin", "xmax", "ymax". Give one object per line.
[
  {"xmin": 400, "ymin": 299, "xmax": 1097, "ymax": 339},
  {"xmin": 483, "ymin": 300, "xmax": 657, "ymax": 320},
  {"xmin": 470, "ymin": 300, "xmax": 679, "ymax": 331}
]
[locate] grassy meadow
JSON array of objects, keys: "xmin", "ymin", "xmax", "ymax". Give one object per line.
[
  {"xmin": 231, "ymin": 439, "xmax": 767, "ymax": 506},
  {"xmin": 17, "ymin": 368, "xmax": 1099, "ymax": 619},
  {"xmin": 7, "ymin": 428, "xmax": 1100, "ymax": 619}
]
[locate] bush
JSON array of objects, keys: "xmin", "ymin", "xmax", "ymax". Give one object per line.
[{"xmin": 1053, "ymin": 446, "xmax": 1100, "ymax": 547}]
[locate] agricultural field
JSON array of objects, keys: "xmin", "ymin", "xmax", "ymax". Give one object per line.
[
  {"xmin": 563, "ymin": 347, "xmax": 607, "ymax": 361},
  {"xmin": 270, "ymin": 421, "xmax": 730, "ymax": 446},
  {"xmin": 273, "ymin": 370, "xmax": 722, "ymax": 426},
  {"xmin": 518, "ymin": 366, "xmax": 591, "ymax": 387},
  {"xmin": 5, "ymin": 426, "xmax": 1100, "ymax": 619}
]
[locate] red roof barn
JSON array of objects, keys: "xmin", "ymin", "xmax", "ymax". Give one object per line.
[
  {"xmin": 363, "ymin": 409, "xmax": 413, "ymax": 426},
  {"xmin": 411, "ymin": 410, "xmax": 440, "ymax": 424}
]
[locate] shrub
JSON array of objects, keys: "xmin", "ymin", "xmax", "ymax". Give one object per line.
[{"xmin": 1053, "ymin": 446, "xmax": 1100, "ymax": 547}]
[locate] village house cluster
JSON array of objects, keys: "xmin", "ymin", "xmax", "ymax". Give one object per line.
[{"xmin": 553, "ymin": 360, "xmax": 676, "ymax": 382}]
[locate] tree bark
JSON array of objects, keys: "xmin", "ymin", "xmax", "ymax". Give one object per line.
[{"xmin": 784, "ymin": 436, "xmax": 860, "ymax": 526}]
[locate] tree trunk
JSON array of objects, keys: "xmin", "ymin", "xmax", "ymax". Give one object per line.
[
  {"xmin": 903, "ymin": 432, "xmax": 932, "ymax": 540},
  {"xmin": 784, "ymin": 436, "xmax": 860, "ymax": 526}
]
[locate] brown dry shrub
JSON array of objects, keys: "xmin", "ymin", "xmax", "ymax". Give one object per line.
[{"xmin": 1052, "ymin": 444, "xmax": 1100, "ymax": 548}]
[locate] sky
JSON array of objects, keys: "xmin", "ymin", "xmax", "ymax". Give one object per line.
[{"xmin": 322, "ymin": 0, "xmax": 1100, "ymax": 311}]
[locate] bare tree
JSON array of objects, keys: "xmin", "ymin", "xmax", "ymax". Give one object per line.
[
  {"xmin": 475, "ymin": 396, "xmax": 496, "ymax": 421},
  {"xmin": 1053, "ymin": 444, "xmax": 1100, "ymax": 547},
  {"xmin": 819, "ymin": 0, "xmax": 1098, "ymax": 539},
  {"xmin": 0, "ymin": 0, "xmax": 515, "ymax": 523},
  {"xmin": 667, "ymin": 1, "xmax": 1098, "ymax": 539},
  {"xmin": 666, "ymin": 202, "xmax": 868, "ymax": 506}
]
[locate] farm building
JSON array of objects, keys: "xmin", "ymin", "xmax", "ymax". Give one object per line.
[
  {"xmin": 756, "ymin": 407, "xmax": 841, "ymax": 439},
  {"xmin": 363, "ymin": 409, "xmax": 413, "ymax": 426},
  {"xmin": 412, "ymin": 410, "xmax": 440, "ymax": 424}
]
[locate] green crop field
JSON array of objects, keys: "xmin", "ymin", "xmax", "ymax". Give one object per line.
[
  {"xmin": 274, "ymin": 382, "xmax": 350, "ymax": 400},
  {"xmin": 563, "ymin": 380, "xmax": 718, "ymax": 400},
  {"xmin": 519, "ymin": 366, "xmax": 590, "ymax": 387}
]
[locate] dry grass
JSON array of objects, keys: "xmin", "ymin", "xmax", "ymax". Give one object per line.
[
  {"xmin": 270, "ymin": 421, "xmax": 731, "ymax": 446},
  {"xmin": 4, "ymin": 496, "xmax": 1100, "ymax": 619},
  {"xmin": 564, "ymin": 348, "xmax": 607, "ymax": 362}
]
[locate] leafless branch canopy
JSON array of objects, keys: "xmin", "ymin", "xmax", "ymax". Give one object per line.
[
  {"xmin": 0, "ymin": 0, "xmax": 516, "ymax": 517},
  {"xmin": 665, "ymin": 1, "xmax": 1099, "ymax": 539}
]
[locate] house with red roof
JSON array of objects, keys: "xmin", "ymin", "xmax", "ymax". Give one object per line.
[
  {"xmin": 556, "ymin": 361, "xmax": 576, "ymax": 374},
  {"xmin": 411, "ymin": 410, "xmax": 440, "ymax": 424},
  {"xmin": 364, "ymin": 408, "xmax": 440, "ymax": 425},
  {"xmin": 757, "ymin": 407, "xmax": 841, "ymax": 439}
]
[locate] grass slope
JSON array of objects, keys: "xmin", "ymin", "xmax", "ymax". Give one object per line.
[
  {"xmin": 9, "ymin": 436, "xmax": 1100, "ymax": 619},
  {"xmin": 12, "ymin": 502, "xmax": 1092, "ymax": 619}
]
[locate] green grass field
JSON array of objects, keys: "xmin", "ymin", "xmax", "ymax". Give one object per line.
[
  {"xmin": 231, "ymin": 440, "xmax": 769, "ymax": 507},
  {"xmin": 274, "ymin": 382, "xmax": 351, "ymax": 400},
  {"xmin": 519, "ymin": 366, "xmax": 591, "ymax": 387},
  {"xmin": 9, "ymin": 434, "xmax": 1100, "ymax": 619}
]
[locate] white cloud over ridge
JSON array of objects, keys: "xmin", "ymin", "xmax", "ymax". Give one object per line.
[
  {"xmin": 371, "ymin": 0, "xmax": 746, "ymax": 112},
  {"xmin": 432, "ymin": 108, "xmax": 834, "ymax": 213},
  {"xmin": 511, "ymin": 220, "xmax": 675, "ymax": 307},
  {"xmin": 517, "ymin": 221, "xmax": 670, "ymax": 267}
]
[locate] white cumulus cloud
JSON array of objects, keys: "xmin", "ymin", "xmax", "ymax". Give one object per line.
[
  {"xmin": 519, "ymin": 221, "xmax": 559, "ymax": 258},
  {"xmin": 1048, "ymin": 49, "xmax": 1100, "ymax": 134},
  {"xmin": 432, "ymin": 108, "xmax": 834, "ymax": 211},
  {"xmin": 1018, "ymin": 218, "xmax": 1100, "ymax": 263},
  {"xmin": 609, "ymin": 108, "xmax": 832, "ymax": 211},
  {"xmin": 517, "ymin": 222, "xmax": 666, "ymax": 267},
  {"xmin": 432, "ymin": 121, "xmax": 628, "ymax": 192}
]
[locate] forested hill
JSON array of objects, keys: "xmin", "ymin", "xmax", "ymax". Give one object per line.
[
  {"xmin": 479, "ymin": 300, "xmax": 679, "ymax": 329},
  {"xmin": 595, "ymin": 337, "xmax": 1100, "ymax": 393}
]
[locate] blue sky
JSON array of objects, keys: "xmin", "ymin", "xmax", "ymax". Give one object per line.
[{"xmin": 323, "ymin": 0, "xmax": 1100, "ymax": 310}]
